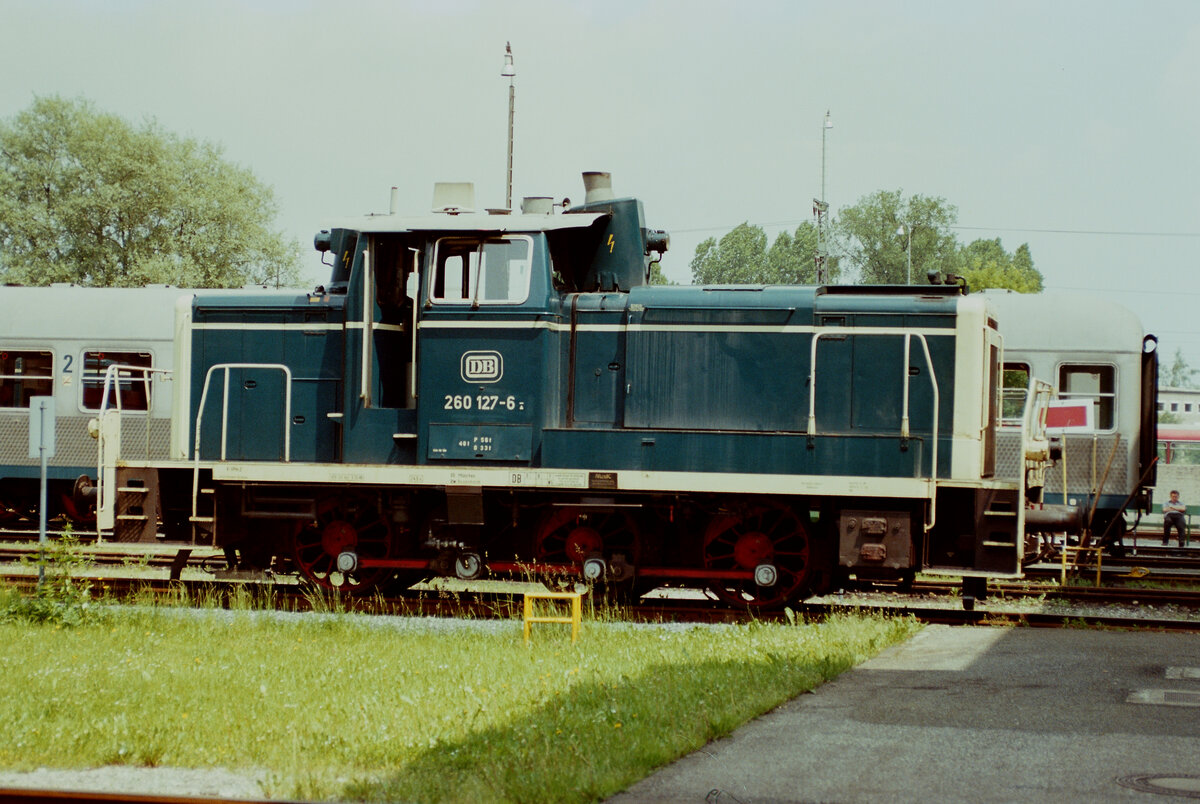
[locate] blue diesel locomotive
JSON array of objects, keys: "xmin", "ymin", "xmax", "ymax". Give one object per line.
[{"xmin": 88, "ymin": 173, "xmax": 1049, "ymax": 607}]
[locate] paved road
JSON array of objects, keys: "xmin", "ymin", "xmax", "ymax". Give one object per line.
[{"xmin": 609, "ymin": 625, "xmax": 1200, "ymax": 803}]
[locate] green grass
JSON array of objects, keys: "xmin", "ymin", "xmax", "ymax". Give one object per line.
[{"xmin": 0, "ymin": 601, "xmax": 918, "ymax": 802}]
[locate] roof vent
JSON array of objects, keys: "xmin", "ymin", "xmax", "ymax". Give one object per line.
[
  {"xmin": 431, "ymin": 182, "xmax": 476, "ymax": 214},
  {"xmin": 582, "ymin": 172, "xmax": 614, "ymax": 204},
  {"xmin": 521, "ymin": 196, "xmax": 554, "ymax": 215}
]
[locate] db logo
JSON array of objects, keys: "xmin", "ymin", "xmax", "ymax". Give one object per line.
[{"xmin": 461, "ymin": 351, "xmax": 503, "ymax": 383}]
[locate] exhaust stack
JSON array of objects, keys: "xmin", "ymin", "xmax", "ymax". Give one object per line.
[
  {"xmin": 521, "ymin": 197, "xmax": 554, "ymax": 215},
  {"xmin": 582, "ymin": 172, "xmax": 614, "ymax": 204}
]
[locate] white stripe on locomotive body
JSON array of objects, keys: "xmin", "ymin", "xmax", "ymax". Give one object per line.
[
  {"xmin": 190, "ymin": 321, "xmax": 407, "ymax": 334},
  {"xmin": 415, "ymin": 318, "xmax": 958, "ymax": 337},
  {"xmin": 190, "ymin": 322, "xmax": 346, "ymax": 331}
]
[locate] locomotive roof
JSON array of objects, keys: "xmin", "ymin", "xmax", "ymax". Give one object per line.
[{"xmin": 325, "ymin": 210, "xmax": 608, "ymax": 236}]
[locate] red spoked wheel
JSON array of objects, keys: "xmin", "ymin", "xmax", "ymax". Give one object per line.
[
  {"xmin": 703, "ymin": 501, "xmax": 812, "ymax": 609},
  {"xmin": 0, "ymin": 486, "xmax": 35, "ymax": 525},
  {"xmin": 0, "ymin": 499, "xmax": 25, "ymax": 525},
  {"xmin": 58, "ymin": 491, "xmax": 96, "ymax": 527},
  {"xmin": 535, "ymin": 508, "xmax": 641, "ymax": 566},
  {"xmin": 293, "ymin": 493, "xmax": 394, "ymax": 593}
]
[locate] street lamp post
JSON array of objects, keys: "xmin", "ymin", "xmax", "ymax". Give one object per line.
[
  {"xmin": 897, "ymin": 223, "xmax": 912, "ymax": 284},
  {"xmin": 814, "ymin": 110, "xmax": 832, "ymax": 283},
  {"xmin": 501, "ymin": 42, "xmax": 515, "ymax": 210}
]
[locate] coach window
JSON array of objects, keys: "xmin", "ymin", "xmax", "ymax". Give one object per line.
[
  {"xmin": 429, "ymin": 236, "xmax": 532, "ymax": 305},
  {"xmin": 1058, "ymin": 364, "xmax": 1115, "ymax": 430},
  {"xmin": 0, "ymin": 350, "xmax": 53, "ymax": 408},
  {"xmin": 1000, "ymin": 363, "xmax": 1030, "ymax": 425},
  {"xmin": 81, "ymin": 351, "xmax": 153, "ymax": 412}
]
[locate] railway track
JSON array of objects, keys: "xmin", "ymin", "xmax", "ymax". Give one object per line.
[
  {"xmin": 5, "ymin": 562, "xmax": 1200, "ymax": 633},
  {"xmin": 5, "ymin": 531, "xmax": 1200, "ymax": 632}
]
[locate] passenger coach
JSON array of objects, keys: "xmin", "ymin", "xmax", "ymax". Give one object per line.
[{"xmin": 0, "ymin": 285, "xmax": 183, "ymax": 526}]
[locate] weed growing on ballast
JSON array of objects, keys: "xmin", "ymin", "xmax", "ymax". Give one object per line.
[{"xmin": 1, "ymin": 532, "xmax": 94, "ymax": 626}]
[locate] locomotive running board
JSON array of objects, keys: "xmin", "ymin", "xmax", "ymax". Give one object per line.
[{"xmin": 198, "ymin": 459, "xmax": 1021, "ymax": 502}]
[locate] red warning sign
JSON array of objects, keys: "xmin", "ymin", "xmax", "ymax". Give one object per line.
[{"xmin": 1045, "ymin": 401, "xmax": 1093, "ymax": 431}]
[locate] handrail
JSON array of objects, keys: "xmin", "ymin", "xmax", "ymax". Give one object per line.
[
  {"xmin": 807, "ymin": 329, "xmax": 940, "ymax": 530},
  {"xmin": 93, "ymin": 363, "xmax": 172, "ymax": 539},
  {"xmin": 191, "ymin": 363, "xmax": 293, "ymax": 522},
  {"xmin": 360, "ymin": 248, "xmax": 373, "ymax": 405}
]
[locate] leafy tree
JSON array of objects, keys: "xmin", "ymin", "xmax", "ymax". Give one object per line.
[
  {"xmin": 690, "ymin": 221, "xmax": 839, "ymax": 285},
  {"xmin": 0, "ymin": 96, "xmax": 299, "ymax": 287},
  {"xmin": 955, "ymin": 238, "xmax": 1043, "ymax": 292},
  {"xmin": 647, "ymin": 260, "xmax": 673, "ymax": 285},
  {"xmin": 836, "ymin": 190, "xmax": 959, "ymax": 284},
  {"xmin": 1163, "ymin": 348, "xmax": 1199, "ymax": 389},
  {"xmin": 690, "ymin": 222, "xmax": 769, "ymax": 284},
  {"xmin": 765, "ymin": 221, "xmax": 840, "ymax": 284}
]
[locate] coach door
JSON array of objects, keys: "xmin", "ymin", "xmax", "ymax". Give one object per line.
[{"xmin": 341, "ymin": 234, "xmax": 421, "ymax": 465}]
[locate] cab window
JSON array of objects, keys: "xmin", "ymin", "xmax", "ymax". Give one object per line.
[{"xmin": 430, "ymin": 236, "xmax": 531, "ymax": 305}]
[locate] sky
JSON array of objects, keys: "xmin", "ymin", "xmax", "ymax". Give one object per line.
[{"xmin": 3, "ymin": 0, "xmax": 1199, "ymax": 369}]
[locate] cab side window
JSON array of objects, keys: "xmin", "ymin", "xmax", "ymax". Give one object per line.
[{"xmin": 430, "ymin": 236, "xmax": 531, "ymax": 305}]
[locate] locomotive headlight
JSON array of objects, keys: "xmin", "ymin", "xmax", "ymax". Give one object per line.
[
  {"xmin": 86, "ymin": 418, "xmax": 100, "ymax": 439},
  {"xmin": 644, "ymin": 229, "xmax": 670, "ymax": 254},
  {"xmin": 455, "ymin": 552, "xmax": 484, "ymax": 581}
]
